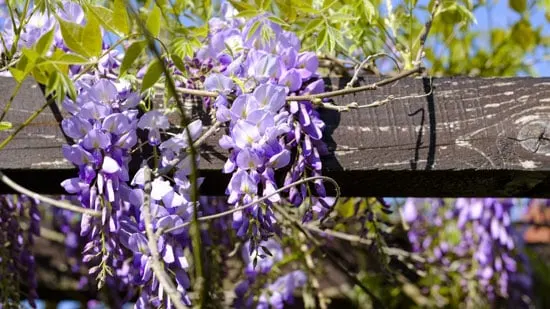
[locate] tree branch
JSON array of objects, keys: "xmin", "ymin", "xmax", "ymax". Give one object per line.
[
  {"xmin": 303, "ymin": 223, "xmax": 425, "ymax": 263},
  {"xmin": 414, "ymin": 0, "xmax": 441, "ymax": 66},
  {"xmin": 142, "ymin": 166, "xmax": 187, "ymax": 309},
  {"xmin": 287, "ymin": 66, "xmax": 423, "ymax": 102},
  {"xmin": 272, "ymin": 204, "xmax": 386, "ymax": 309},
  {"xmin": 161, "ymin": 176, "xmax": 340, "ymax": 235},
  {"xmin": 0, "ymin": 171, "xmax": 101, "ymax": 217}
]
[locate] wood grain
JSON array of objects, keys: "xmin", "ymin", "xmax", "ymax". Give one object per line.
[{"xmin": 2, "ymin": 76, "xmax": 550, "ymax": 196}]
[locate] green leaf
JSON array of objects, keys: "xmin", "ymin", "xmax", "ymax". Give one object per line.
[
  {"xmin": 304, "ymin": 19, "xmax": 323, "ymax": 34},
  {"xmin": 317, "ymin": 27, "xmax": 327, "ymax": 50},
  {"xmin": 141, "ymin": 59, "xmax": 163, "ymax": 92},
  {"xmin": 511, "ymin": 19, "xmax": 536, "ymax": 51},
  {"xmin": 47, "ymin": 53, "xmax": 91, "ymax": 65},
  {"xmin": 362, "ymin": 0, "xmax": 375, "ymax": 22},
  {"xmin": 120, "ymin": 40, "xmax": 147, "ymax": 76},
  {"xmin": 171, "ymin": 54, "xmax": 187, "ymax": 74},
  {"xmin": 87, "ymin": 5, "xmax": 125, "ymax": 37},
  {"xmin": 0, "ymin": 121, "xmax": 12, "ymax": 131},
  {"xmin": 267, "ymin": 16, "xmax": 289, "ymax": 27},
  {"xmin": 46, "ymin": 70, "xmax": 60, "ymax": 96},
  {"xmin": 9, "ymin": 68, "xmax": 26, "ymax": 83},
  {"xmin": 59, "ymin": 70, "xmax": 77, "ymax": 101},
  {"xmin": 246, "ymin": 20, "xmax": 262, "ymax": 41},
  {"xmin": 82, "ymin": 13, "xmax": 102, "ymax": 57},
  {"xmin": 113, "ymin": 0, "xmax": 130, "ymax": 35},
  {"xmin": 34, "ymin": 29, "xmax": 54, "ymax": 56},
  {"xmin": 21, "ymin": 48, "xmax": 40, "ymax": 65},
  {"xmin": 227, "ymin": 0, "xmax": 257, "ymax": 12},
  {"xmin": 10, "ymin": 48, "xmax": 39, "ymax": 82},
  {"xmin": 57, "ymin": 14, "xmax": 102, "ymax": 58},
  {"xmin": 235, "ymin": 9, "xmax": 259, "ymax": 18},
  {"xmin": 146, "ymin": 5, "xmax": 162, "ymax": 37},
  {"xmin": 509, "ymin": 0, "xmax": 527, "ymax": 13},
  {"xmin": 57, "ymin": 18, "xmax": 89, "ymax": 57}
]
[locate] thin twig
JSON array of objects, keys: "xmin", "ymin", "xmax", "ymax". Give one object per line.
[
  {"xmin": 39, "ymin": 227, "xmax": 66, "ymax": 243},
  {"xmin": 126, "ymin": 3, "xmax": 206, "ymax": 304},
  {"xmin": 139, "ymin": 66, "xmax": 422, "ymax": 107},
  {"xmin": 304, "ymin": 224, "xmax": 425, "ymax": 263},
  {"xmin": 142, "ymin": 166, "xmax": 187, "ymax": 309},
  {"xmin": 346, "ymin": 53, "xmax": 400, "ymax": 89},
  {"xmin": 0, "ymin": 90, "xmax": 55, "ymax": 150},
  {"xmin": 272, "ymin": 204, "xmax": 386, "ymax": 309},
  {"xmin": 414, "ymin": 0, "xmax": 441, "ymax": 66},
  {"xmin": 155, "ymin": 121, "xmax": 223, "ymax": 177},
  {"xmin": 161, "ymin": 176, "xmax": 340, "ymax": 235},
  {"xmin": 353, "ymin": 77, "xmax": 433, "ymax": 108},
  {"xmin": 288, "ymin": 66, "xmax": 423, "ymax": 102},
  {"xmin": 0, "ymin": 171, "xmax": 101, "ymax": 217},
  {"xmin": 0, "ymin": 81, "xmax": 23, "ymax": 123}
]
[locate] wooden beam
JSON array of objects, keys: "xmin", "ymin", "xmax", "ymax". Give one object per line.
[{"xmin": 2, "ymin": 76, "xmax": 550, "ymax": 196}]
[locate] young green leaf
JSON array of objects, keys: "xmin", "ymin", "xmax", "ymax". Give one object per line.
[
  {"xmin": 141, "ymin": 59, "xmax": 163, "ymax": 92},
  {"xmin": 120, "ymin": 40, "xmax": 147, "ymax": 76},
  {"xmin": 0, "ymin": 121, "xmax": 12, "ymax": 131},
  {"xmin": 47, "ymin": 53, "xmax": 91, "ymax": 65},
  {"xmin": 82, "ymin": 13, "xmax": 102, "ymax": 58},
  {"xmin": 267, "ymin": 16, "xmax": 289, "ymax": 27},
  {"xmin": 146, "ymin": 5, "xmax": 162, "ymax": 37},
  {"xmin": 171, "ymin": 54, "xmax": 187, "ymax": 75},
  {"xmin": 34, "ymin": 29, "xmax": 55, "ymax": 56},
  {"xmin": 227, "ymin": 0, "xmax": 257, "ymax": 12},
  {"xmin": 88, "ymin": 5, "xmax": 122, "ymax": 36},
  {"xmin": 317, "ymin": 27, "xmax": 327, "ymax": 50},
  {"xmin": 113, "ymin": 0, "xmax": 130, "ymax": 35},
  {"xmin": 509, "ymin": 0, "xmax": 527, "ymax": 13},
  {"xmin": 57, "ymin": 18, "xmax": 89, "ymax": 57}
]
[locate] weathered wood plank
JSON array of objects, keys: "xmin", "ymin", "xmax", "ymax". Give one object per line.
[{"xmin": 2, "ymin": 76, "xmax": 550, "ymax": 196}]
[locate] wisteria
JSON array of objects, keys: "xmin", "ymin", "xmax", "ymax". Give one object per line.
[
  {"xmin": 0, "ymin": 195, "xmax": 40, "ymax": 307},
  {"xmin": 403, "ymin": 198, "xmax": 533, "ymax": 306},
  {"xmin": 0, "ymin": 0, "xmax": 544, "ymax": 308},
  {"xmin": 235, "ymin": 239, "xmax": 307, "ymax": 309},
  {"xmin": 200, "ymin": 11, "xmax": 332, "ymax": 251}
]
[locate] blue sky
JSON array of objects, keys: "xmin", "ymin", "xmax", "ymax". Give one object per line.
[{"xmin": 472, "ymin": 0, "xmax": 550, "ymax": 76}]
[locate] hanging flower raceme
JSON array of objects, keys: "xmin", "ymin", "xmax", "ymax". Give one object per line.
[
  {"xmin": 196, "ymin": 12, "xmax": 332, "ymax": 249},
  {"xmin": 60, "ymin": 74, "xmax": 140, "ymax": 289},
  {"xmin": 0, "ymin": 195, "xmax": 40, "ymax": 308},
  {"xmin": 234, "ymin": 239, "xmax": 307, "ymax": 309},
  {"xmin": 403, "ymin": 198, "xmax": 533, "ymax": 306}
]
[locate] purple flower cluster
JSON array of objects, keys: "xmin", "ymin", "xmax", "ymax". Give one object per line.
[
  {"xmin": 0, "ymin": 195, "xmax": 40, "ymax": 308},
  {"xmin": 60, "ymin": 74, "xmax": 140, "ymax": 288},
  {"xmin": 403, "ymin": 198, "xmax": 533, "ymax": 305},
  {"xmin": 0, "ymin": 1, "xmax": 84, "ymax": 54},
  {"xmin": 198, "ymin": 11, "xmax": 331, "ymax": 246},
  {"xmin": 455, "ymin": 198, "xmax": 531, "ymax": 301},
  {"xmin": 234, "ymin": 239, "xmax": 307, "ymax": 308}
]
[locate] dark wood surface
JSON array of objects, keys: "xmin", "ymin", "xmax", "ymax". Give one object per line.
[{"xmin": 2, "ymin": 76, "xmax": 550, "ymax": 196}]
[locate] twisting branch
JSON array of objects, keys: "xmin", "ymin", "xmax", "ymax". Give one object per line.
[
  {"xmin": 0, "ymin": 171, "xmax": 101, "ymax": 217},
  {"xmin": 161, "ymin": 176, "xmax": 340, "ymax": 235},
  {"xmin": 288, "ymin": 66, "xmax": 423, "ymax": 102},
  {"xmin": 142, "ymin": 166, "xmax": 187, "ymax": 309},
  {"xmin": 272, "ymin": 204, "xmax": 387, "ymax": 309},
  {"xmin": 303, "ymin": 223, "xmax": 425, "ymax": 263},
  {"xmin": 350, "ymin": 77, "xmax": 433, "ymax": 109},
  {"xmin": 127, "ymin": 3, "xmax": 209, "ymax": 304},
  {"xmin": 0, "ymin": 93, "xmax": 55, "ymax": 150},
  {"xmin": 414, "ymin": 0, "xmax": 442, "ymax": 66},
  {"xmin": 346, "ymin": 53, "xmax": 401, "ymax": 89}
]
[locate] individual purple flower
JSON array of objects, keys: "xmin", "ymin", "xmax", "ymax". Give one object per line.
[
  {"xmin": 138, "ymin": 110, "xmax": 170, "ymax": 145},
  {"xmin": 204, "ymin": 73, "xmax": 235, "ymax": 95}
]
